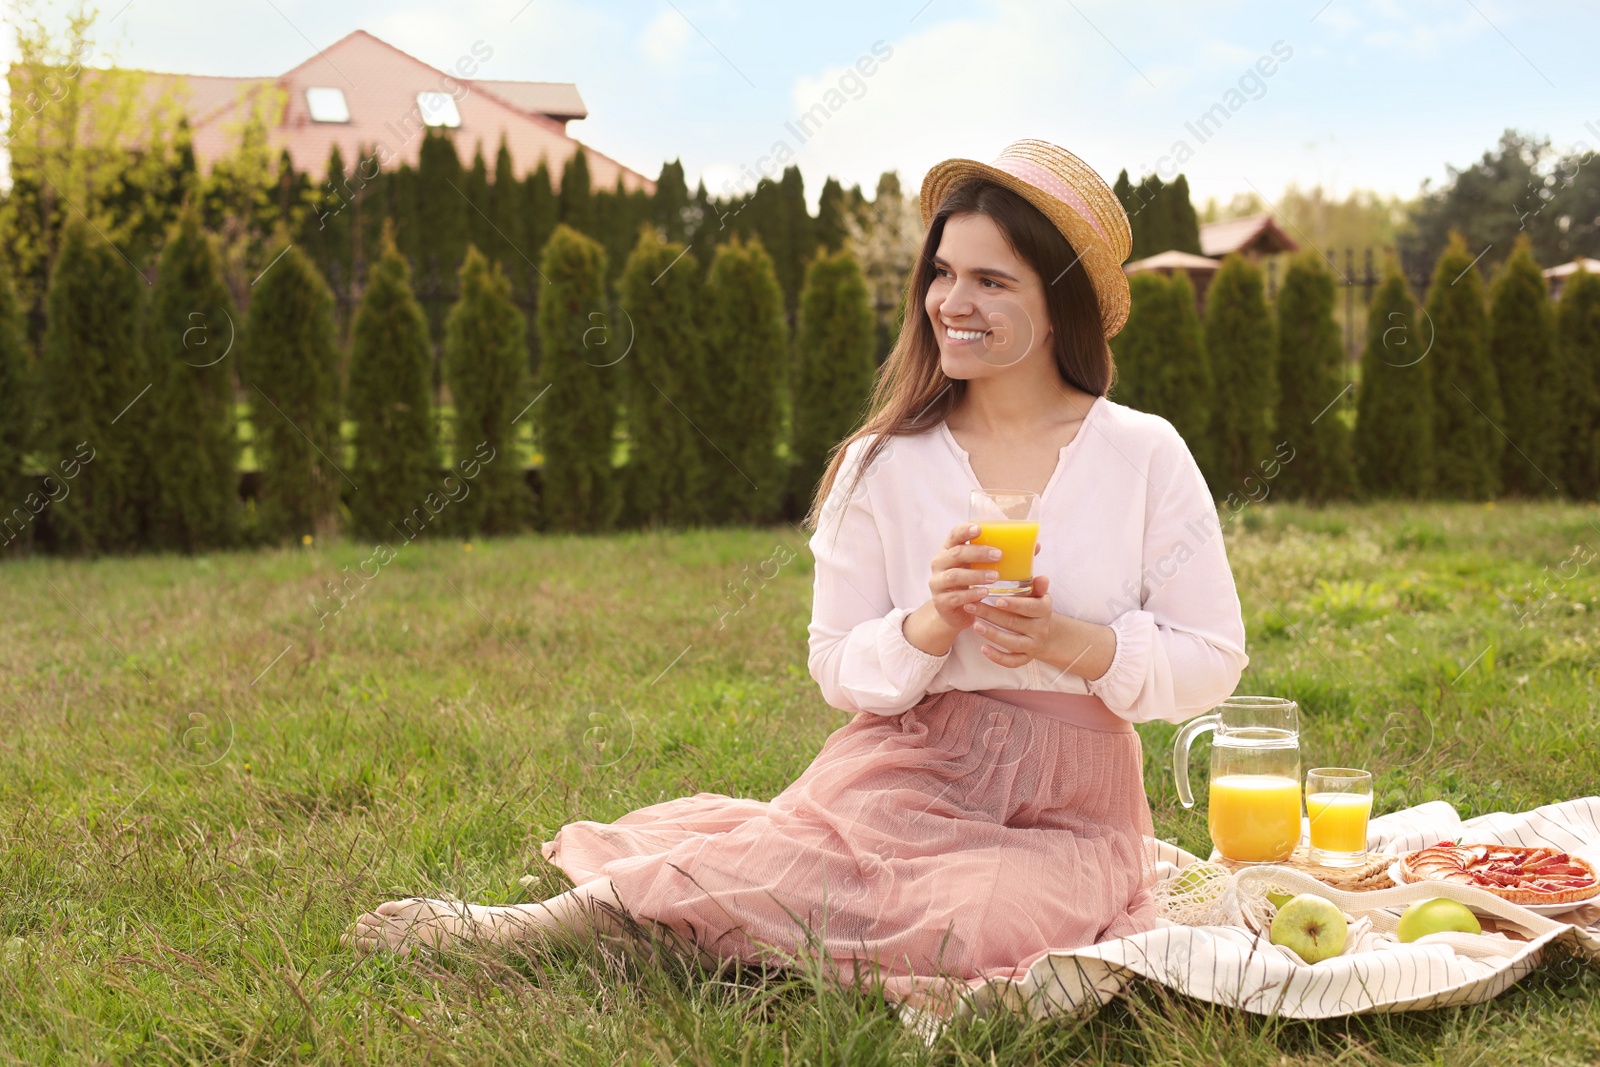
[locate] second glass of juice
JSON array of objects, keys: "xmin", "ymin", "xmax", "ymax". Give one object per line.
[
  {"xmin": 968, "ymin": 489, "xmax": 1040, "ymax": 596},
  {"xmin": 1306, "ymin": 767, "xmax": 1373, "ymax": 868}
]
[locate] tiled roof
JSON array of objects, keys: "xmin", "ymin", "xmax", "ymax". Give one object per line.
[
  {"xmin": 1543, "ymin": 257, "xmax": 1600, "ymax": 279},
  {"xmin": 1124, "ymin": 250, "xmax": 1222, "ymax": 274},
  {"xmin": 471, "ymin": 80, "xmax": 587, "ymax": 122},
  {"xmin": 137, "ymin": 30, "xmax": 650, "ymax": 191},
  {"xmin": 1199, "ymin": 214, "xmax": 1298, "ymax": 257}
]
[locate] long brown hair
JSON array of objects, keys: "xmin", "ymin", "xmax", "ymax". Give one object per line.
[{"xmin": 804, "ymin": 178, "xmax": 1114, "ymax": 530}]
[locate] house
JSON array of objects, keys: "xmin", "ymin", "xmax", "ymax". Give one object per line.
[
  {"xmin": 1200, "ymin": 214, "xmax": 1298, "ymax": 259},
  {"xmin": 139, "ymin": 30, "xmax": 653, "ymax": 193},
  {"xmin": 1543, "ymin": 257, "xmax": 1600, "ymax": 301},
  {"xmin": 1122, "ymin": 249, "xmax": 1222, "ymax": 307},
  {"xmin": 1124, "ymin": 215, "xmax": 1298, "ymax": 310}
]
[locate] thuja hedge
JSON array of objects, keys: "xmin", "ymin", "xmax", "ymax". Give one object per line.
[{"xmin": 9, "ymin": 224, "xmax": 1600, "ymax": 557}]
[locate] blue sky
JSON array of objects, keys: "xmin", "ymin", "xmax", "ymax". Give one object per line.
[{"xmin": 11, "ymin": 0, "xmax": 1597, "ymax": 210}]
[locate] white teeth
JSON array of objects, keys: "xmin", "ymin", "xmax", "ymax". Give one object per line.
[{"xmin": 946, "ymin": 327, "xmax": 987, "ymax": 340}]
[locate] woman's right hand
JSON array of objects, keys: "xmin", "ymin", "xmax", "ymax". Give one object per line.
[{"xmin": 901, "ymin": 523, "xmax": 1003, "ymax": 656}]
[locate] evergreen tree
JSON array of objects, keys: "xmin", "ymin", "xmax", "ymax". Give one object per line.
[
  {"xmin": 1113, "ymin": 169, "xmax": 1136, "ymax": 222},
  {"xmin": 41, "ymin": 220, "xmax": 149, "ymax": 554},
  {"xmin": 522, "ymin": 160, "xmax": 559, "ymax": 265},
  {"xmin": 488, "ymin": 136, "xmax": 522, "ymax": 272},
  {"xmin": 0, "ymin": 262, "xmax": 30, "ymax": 553},
  {"xmin": 688, "ymin": 179, "xmax": 725, "ymax": 263},
  {"xmin": 701, "ymin": 237, "xmax": 788, "ymax": 522},
  {"xmin": 389, "ymin": 162, "xmax": 424, "ymax": 275},
  {"xmin": 313, "ymin": 143, "xmax": 357, "ymax": 317},
  {"xmin": 1426, "ymin": 232, "xmax": 1503, "ymax": 499},
  {"xmin": 1116, "ymin": 174, "xmax": 1202, "ymax": 260},
  {"xmin": 144, "ymin": 207, "xmax": 241, "ymax": 551},
  {"xmin": 346, "ymin": 225, "xmax": 439, "ymax": 540},
  {"xmin": 535, "ymin": 224, "xmax": 615, "ymax": 530},
  {"xmin": 735, "ymin": 170, "xmax": 810, "ymax": 323},
  {"xmin": 168, "ymin": 117, "xmax": 199, "ymax": 213},
  {"xmin": 1126, "ymin": 175, "xmax": 1167, "ymax": 260},
  {"xmin": 519, "ymin": 160, "xmax": 559, "ymax": 376},
  {"xmin": 1354, "ymin": 266, "xmax": 1433, "ymax": 497},
  {"xmin": 653, "ymin": 159, "xmax": 690, "ymax": 244},
  {"xmin": 593, "ymin": 177, "xmax": 639, "ymax": 287},
  {"xmin": 733, "ymin": 178, "xmax": 774, "ymax": 244},
  {"xmin": 616, "ymin": 230, "xmax": 705, "ymax": 527},
  {"xmin": 721, "ymin": 185, "xmax": 756, "ymax": 245},
  {"xmin": 790, "ymin": 247, "xmax": 876, "ymax": 513},
  {"xmin": 1488, "ymin": 237, "xmax": 1561, "ymax": 495},
  {"xmin": 629, "ymin": 185, "xmax": 654, "ymax": 251},
  {"xmin": 416, "ymin": 131, "xmax": 468, "ymax": 293},
  {"xmin": 1204, "ymin": 254, "xmax": 1278, "ymax": 494},
  {"xmin": 1109, "ymin": 273, "xmax": 1171, "ymax": 413},
  {"xmin": 196, "ymin": 105, "xmax": 277, "ymax": 259},
  {"xmin": 1163, "ymin": 271, "xmax": 1215, "ymax": 477},
  {"xmin": 273, "ymin": 148, "xmax": 312, "ymax": 238},
  {"xmin": 446, "ymin": 247, "xmax": 533, "ymax": 534},
  {"xmin": 137, "ymin": 117, "xmax": 199, "ymax": 256},
  {"xmin": 815, "ymin": 177, "xmax": 850, "ymax": 255},
  {"xmin": 1557, "ymin": 268, "xmax": 1600, "ymax": 499},
  {"xmin": 464, "ymin": 142, "xmax": 493, "ymax": 264},
  {"xmin": 243, "ymin": 243, "xmax": 343, "ymax": 540},
  {"xmin": 353, "ymin": 154, "xmax": 390, "ymax": 283},
  {"xmin": 1166, "ymin": 175, "xmax": 1202, "ymax": 255},
  {"xmin": 1110, "ymin": 272, "xmax": 1213, "ymax": 474},
  {"xmin": 1141, "ymin": 177, "xmax": 1171, "ymax": 259},
  {"xmin": 558, "ymin": 147, "xmax": 594, "ymax": 235},
  {"xmin": 780, "ymin": 165, "xmax": 813, "ymax": 306},
  {"xmin": 1274, "ymin": 252, "xmax": 1355, "ymax": 501}
]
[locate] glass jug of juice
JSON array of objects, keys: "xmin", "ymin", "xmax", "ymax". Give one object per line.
[{"xmin": 1173, "ymin": 696, "xmax": 1303, "ymax": 864}]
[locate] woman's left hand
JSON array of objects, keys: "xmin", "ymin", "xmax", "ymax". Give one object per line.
[{"xmin": 964, "ymin": 574, "xmax": 1056, "ymax": 667}]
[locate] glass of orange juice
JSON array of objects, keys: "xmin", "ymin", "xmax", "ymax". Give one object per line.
[
  {"xmin": 1306, "ymin": 767, "xmax": 1373, "ymax": 868},
  {"xmin": 968, "ymin": 489, "xmax": 1040, "ymax": 595}
]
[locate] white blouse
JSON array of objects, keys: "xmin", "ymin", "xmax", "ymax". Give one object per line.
[{"xmin": 806, "ymin": 394, "xmax": 1249, "ymax": 726}]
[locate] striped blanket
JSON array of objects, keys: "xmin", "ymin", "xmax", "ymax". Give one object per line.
[{"xmin": 904, "ymin": 796, "xmax": 1600, "ymax": 1034}]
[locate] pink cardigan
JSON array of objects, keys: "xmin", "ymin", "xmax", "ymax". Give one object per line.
[{"xmin": 806, "ymin": 395, "xmax": 1249, "ymax": 725}]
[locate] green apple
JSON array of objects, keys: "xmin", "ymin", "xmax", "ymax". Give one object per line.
[
  {"xmin": 1266, "ymin": 889, "xmax": 1294, "ymax": 909},
  {"xmin": 1269, "ymin": 893, "xmax": 1348, "ymax": 963},
  {"xmin": 1173, "ymin": 863, "xmax": 1226, "ymax": 897},
  {"xmin": 1396, "ymin": 897, "xmax": 1481, "ymax": 942}
]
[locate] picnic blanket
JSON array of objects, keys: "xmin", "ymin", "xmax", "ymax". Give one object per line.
[{"xmin": 900, "ymin": 796, "xmax": 1600, "ymax": 1037}]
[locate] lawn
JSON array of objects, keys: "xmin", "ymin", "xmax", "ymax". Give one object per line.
[{"xmin": 2, "ymin": 501, "xmax": 1599, "ymax": 1065}]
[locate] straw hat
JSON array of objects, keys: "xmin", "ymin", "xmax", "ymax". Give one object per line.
[{"xmin": 919, "ymin": 139, "xmax": 1134, "ymax": 339}]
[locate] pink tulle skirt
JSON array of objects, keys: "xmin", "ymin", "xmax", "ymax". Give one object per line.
[{"xmin": 541, "ymin": 688, "xmax": 1160, "ymax": 1012}]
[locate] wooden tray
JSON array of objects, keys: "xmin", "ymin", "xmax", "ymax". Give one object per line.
[{"xmin": 1208, "ymin": 844, "xmax": 1397, "ymax": 892}]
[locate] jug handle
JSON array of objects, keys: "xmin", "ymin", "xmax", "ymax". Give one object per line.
[{"xmin": 1172, "ymin": 711, "xmax": 1221, "ymax": 809}]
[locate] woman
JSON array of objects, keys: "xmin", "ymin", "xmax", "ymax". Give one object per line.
[{"xmin": 346, "ymin": 140, "xmax": 1248, "ymax": 1012}]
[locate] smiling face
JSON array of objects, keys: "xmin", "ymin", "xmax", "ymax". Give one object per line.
[{"xmin": 924, "ymin": 212, "xmax": 1054, "ymax": 381}]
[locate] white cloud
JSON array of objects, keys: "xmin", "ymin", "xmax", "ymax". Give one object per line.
[
  {"xmin": 1324, "ymin": 0, "xmax": 1496, "ymax": 61},
  {"xmin": 637, "ymin": 8, "xmax": 692, "ymax": 69},
  {"xmin": 1198, "ymin": 39, "xmax": 1259, "ymax": 68},
  {"xmin": 757, "ymin": 1, "xmax": 1326, "ymax": 209},
  {"xmin": 758, "ymin": 4, "xmax": 1134, "ymax": 209},
  {"xmin": 366, "ymin": 9, "xmax": 474, "ymax": 56}
]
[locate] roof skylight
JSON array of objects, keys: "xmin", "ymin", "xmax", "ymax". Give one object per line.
[
  {"xmin": 305, "ymin": 87, "xmax": 350, "ymax": 123},
  {"xmin": 417, "ymin": 91, "xmax": 462, "ymax": 128}
]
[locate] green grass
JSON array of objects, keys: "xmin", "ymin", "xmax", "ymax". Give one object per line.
[{"xmin": 2, "ymin": 501, "xmax": 1599, "ymax": 1065}]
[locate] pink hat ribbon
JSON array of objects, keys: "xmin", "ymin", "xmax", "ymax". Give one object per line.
[{"xmin": 989, "ymin": 155, "xmax": 1111, "ymax": 247}]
